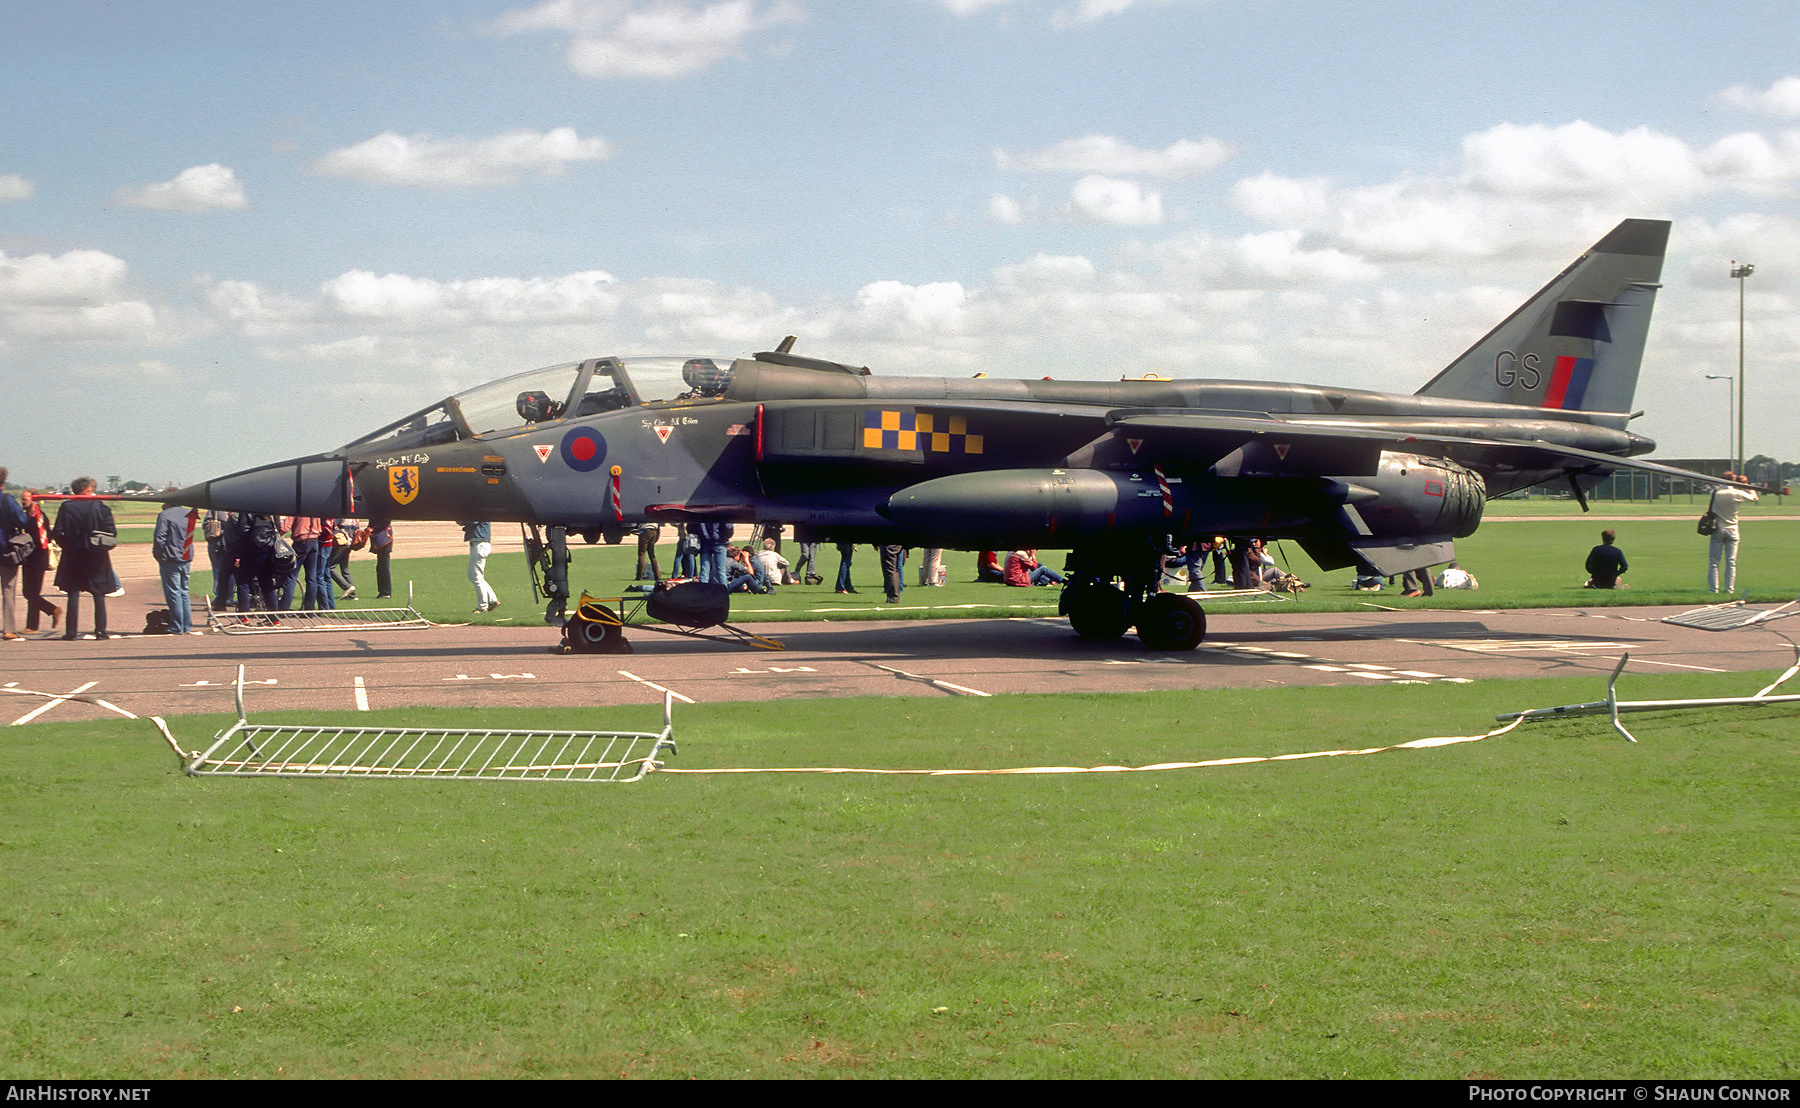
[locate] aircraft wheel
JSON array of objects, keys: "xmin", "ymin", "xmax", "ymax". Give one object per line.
[
  {"xmin": 566, "ymin": 605, "xmax": 625, "ymax": 653},
  {"xmin": 1064, "ymin": 583, "xmax": 1131, "ymax": 641},
  {"xmin": 1136, "ymin": 592, "xmax": 1205, "ymax": 651}
]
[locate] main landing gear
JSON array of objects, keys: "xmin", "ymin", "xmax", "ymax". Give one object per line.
[{"xmin": 1058, "ymin": 544, "xmax": 1206, "ymax": 651}]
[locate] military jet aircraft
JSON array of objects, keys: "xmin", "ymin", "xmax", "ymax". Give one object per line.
[{"xmin": 170, "ymin": 217, "xmax": 1748, "ymax": 650}]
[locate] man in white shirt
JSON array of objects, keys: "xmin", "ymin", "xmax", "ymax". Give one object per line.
[
  {"xmin": 755, "ymin": 540, "xmax": 790, "ymax": 587},
  {"xmin": 1707, "ymin": 473, "xmax": 1759, "ymax": 594}
]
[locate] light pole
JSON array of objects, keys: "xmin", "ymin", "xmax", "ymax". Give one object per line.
[
  {"xmin": 1731, "ymin": 261, "xmax": 1754, "ymax": 476},
  {"xmin": 1705, "ymin": 374, "xmax": 1734, "ymax": 471}
]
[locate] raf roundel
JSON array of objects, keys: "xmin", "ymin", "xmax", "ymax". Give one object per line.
[{"xmin": 559, "ymin": 427, "xmax": 607, "ymax": 472}]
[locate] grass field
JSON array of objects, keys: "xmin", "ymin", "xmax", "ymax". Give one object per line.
[
  {"xmin": 18, "ymin": 499, "xmax": 1796, "ymax": 1078},
  {"xmin": 2, "ymin": 674, "xmax": 1792, "ymax": 1078},
  {"xmin": 188, "ymin": 512, "xmax": 1800, "ymax": 629}
]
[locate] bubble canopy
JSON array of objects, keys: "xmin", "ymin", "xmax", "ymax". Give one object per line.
[{"xmin": 341, "ymin": 356, "xmax": 735, "ymax": 455}]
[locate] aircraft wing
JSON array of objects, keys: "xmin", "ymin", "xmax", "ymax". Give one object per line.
[{"xmin": 1106, "ymin": 410, "xmax": 1762, "ymax": 493}]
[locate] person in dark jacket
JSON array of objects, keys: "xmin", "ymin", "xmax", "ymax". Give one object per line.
[
  {"xmin": 1585, "ymin": 529, "xmax": 1629, "ymax": 589},
  {"xmin": 51, "ymin": 476, "xmax": 117, "ymax": 640}
]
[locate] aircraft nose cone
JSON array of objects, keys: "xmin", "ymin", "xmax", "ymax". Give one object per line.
[{"xmin": 166, "ymin": 455, "xmax": 355, "ymax": 517}]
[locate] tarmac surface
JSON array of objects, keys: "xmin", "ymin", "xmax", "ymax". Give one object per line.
[{"xmin": 6, "ymin": 527, "xmax": 1795, "ymax": 727}]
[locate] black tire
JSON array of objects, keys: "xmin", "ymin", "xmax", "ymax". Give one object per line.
[
  {"xmin": 1136, "ymin": 592, "xmax": 1205, "ymax": 651},
  {"xmin": 1064, "ymin": 583, "xmax": 1132, "ymax": 641}
]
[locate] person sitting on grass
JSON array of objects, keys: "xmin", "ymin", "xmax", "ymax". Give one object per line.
[
  {"xmin": 1004, "ymin": 549, "xmax": 1064, "ymax": 587},
  {"xmin": 726, "ymin": 546, "xmax": 770, "ymax": 594},
  {"xmin": 1584, "ymin": 529, "xmax": 1629, "ymax": 589}
]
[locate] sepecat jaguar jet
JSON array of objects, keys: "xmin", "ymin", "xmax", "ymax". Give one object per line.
[{"xmin": 169, "ymin": 217, "xmax": 1751, "ymax": 650}]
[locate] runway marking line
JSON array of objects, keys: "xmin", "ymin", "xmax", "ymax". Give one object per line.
[
  {"xmin": 618, "ymin": 670, "xmax": 695, "ymax": 704},
  {"xmin": 6, "ymin": 682, "xmax": 139, "ymax": 725},
  {"xmin": 1204, "ymin": 643, "xmax": 1466, "ymax": 684}
]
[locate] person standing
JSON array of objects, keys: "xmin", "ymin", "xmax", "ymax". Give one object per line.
[
  {"xmin": 462, "ymin": 520, "xmax": 499, "ymax": 612},
  {"xmin": 18, "ymin": 490, "xmax": 60, "ymax": 633},
  {"xmin": 51, "ymin": 477, "xmax": 117, "ymax": 640},
  {"xmin": 634, "ymin": 522, "xmax": 662, "ymax": 582},
  {"xmin": 234, "ymin": 513, "xmax": 282, "ymax": 613},
  {"xmin": 328, "ymin": 520, "xmax": 360, "ymax": 602},
  {"xmin": 153, "ymin": 503, "xmax": 198, "ymax": 634},
  {"xmin": 834, "ymin": 540, "xmax": 857, "ymax": 594},
  {"xmin": 879, "ymin": 544, "xmax": 904, "ymax": 603},
  {"xmin": 369, "ymin": 518, "xmax": 394, "ymax": 599},
  {"xmin": 202, "ymin": 509, "xmax": 235, "ymax": 612},
  {"xmin": 694, "ymin": 521, "xmax": 732, "ymax": 585},
  {"xmin": 288, "ymin": 516, "xmax": 328, "ymax": 609},
  {"xmin": 792, "ymin": 539, "xmax": 821, "ymax": 585},
  {"xmin": 0, "ymin": 467, "xmax": 26, "ymax": 641},
  {"xmin": 919, "ymin": 547, "xmax": 944, "ymax": 587},
  {"xmin": 672, "ymin": 524, "xmax": 698, "ymax": 580},
  {"xmin": 1707, "ymin": 473, "xmax": 1759, "ymax": 594}
]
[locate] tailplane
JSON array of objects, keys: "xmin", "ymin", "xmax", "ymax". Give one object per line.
[{"xmin": 1416, "ymin": 218, "xmax": 1669, "ymax": 412}]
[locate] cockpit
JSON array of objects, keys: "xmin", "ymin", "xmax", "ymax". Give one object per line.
[{"xmin": 342, "ymin": 355, "xmax": 735, "ymax": 455}]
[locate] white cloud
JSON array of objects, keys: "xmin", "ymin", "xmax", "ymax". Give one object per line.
[
  {"xmin": 113, "ymin": 164, "xmax": 248, "ymax": 212},
  {"xmin": 987, "ymin": 193, "xmax": 1025, "ymax": 224},
  {"xmin": 1230, "ymin": 120, "xmax": 1800, "ymax": 262},
  {"xmin": 846, "ymin": 279, "xmax": 969, "ymax": 337},
  {"xmin": 0, "ymin": 174, "xmax": 32, "ymax": 202},
  {"xmin": 0, "ymin": 248, "xmax": 130, "ymax": 305},
  {"xmin": 996, "ymin": 134, "xmax": 1232, "ymax": 180},
  {"xmin": 487, "ymin": 0, "xmax": 803, "ymax": 80},
  {"xmin": 319, "ymin": 270, "xmax": 621, "ymax": 327},
  {"xmin": 2, "ymin": 300, "xmax": 158, "ymax": 342},
  {"xmin": 1069, "ymin": 175, "xmax": 1162, "ymax": 225},
  {"xmin": 991, "ymin": 253, "xmax": 1097, "ymax": 288},
  {"xmin": 312, "ymin": 128, "xmax": 611, "ymax": 188},
  {"xmin": 934, "ymin": 0, "xmax": 1196, "ymax": 26},
  {"xmin": 934, "ymin": 0, "xmax": 1022, "ymax": 15},
  {"xmin": 1718, "ymin": 76, "xmax": 1800, "ymax": 117}
]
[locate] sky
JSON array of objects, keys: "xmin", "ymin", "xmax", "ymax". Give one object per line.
[{"xmin": 3, "ymin": 0, "xmax": 1797, "ymax": 488}]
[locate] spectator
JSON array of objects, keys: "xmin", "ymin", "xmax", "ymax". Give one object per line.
[
  {"xmin": 1584, "ymin": 531, "xmax": 1628, "ymax": 589},
  {"xmin": 0, "ymin": 467, "xmax": 24, "ymax": 641},
  {"xmin": 919, "ymin": 548, "xmax": 944, "ymax": 587},
  {"xmin": 462, "ymin": 520, "xmax": 499, "ymax": 612},
  {"xmin": 17, "ymin": 491, "xmax": 60, "ymax": 633},
  {"xmin": 634, "ymin": 522, "xmax": 662, "ymax": 582},
  {"xmin": 880, "ymin": 544, "xmax": 905, "ymax": 602},
  {"xmin": 694, "ymin": 521, "xmax": 732, "ymax": 586},
  {"xmin": 834, "ymin": 540, "xmax": 857, "ymax": 594},
  {"xmin": 1004, "ymin": 549, "xmax": 1064, "ymax": 587},
  {"xmin": 1437, "ymin": 561, "xmax": 1480, "ymax": 590},
  {"xmin": 1706, "ymin": 473, "xmax": 1758, "ymax": 594},
  {"xmin": 755, "ymin": 539, "xmax": 790, "ymax": 586},
  {"xmin": 369, "ymin": 518, "xmax": 394, "ymax": 599},
  {"xmin": 51, "ymin": 477, "xmax": 117, "ymax": 640},
  {"xmin": 153, "ymin": 503, "xmax": 198, "ymax": 634}
]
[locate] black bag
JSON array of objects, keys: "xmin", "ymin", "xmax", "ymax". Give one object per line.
[
  {"xmin": 3, "ymin": 533, "xmax": 33, "ymax": 567},
  {"xmin": 646, "ymin": 580, "xmax": 730, "ymax": 628},
  {"xmin": 88, "ymin": 531, "xmax": 117, "ymax": 550},
  {"xmin": 1697, "ymin": 511, "xmax": 1719, "ymax": 536}
]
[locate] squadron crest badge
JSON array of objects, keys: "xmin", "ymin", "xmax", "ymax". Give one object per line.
[{"xmin": 388, "ymin": 465, "xmax": 420, "ymax": 505}]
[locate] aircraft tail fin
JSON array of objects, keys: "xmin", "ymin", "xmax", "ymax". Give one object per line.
[{"xmin": 1415, "ymin": 219, "xmax": 1669, "ymax": 412}]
